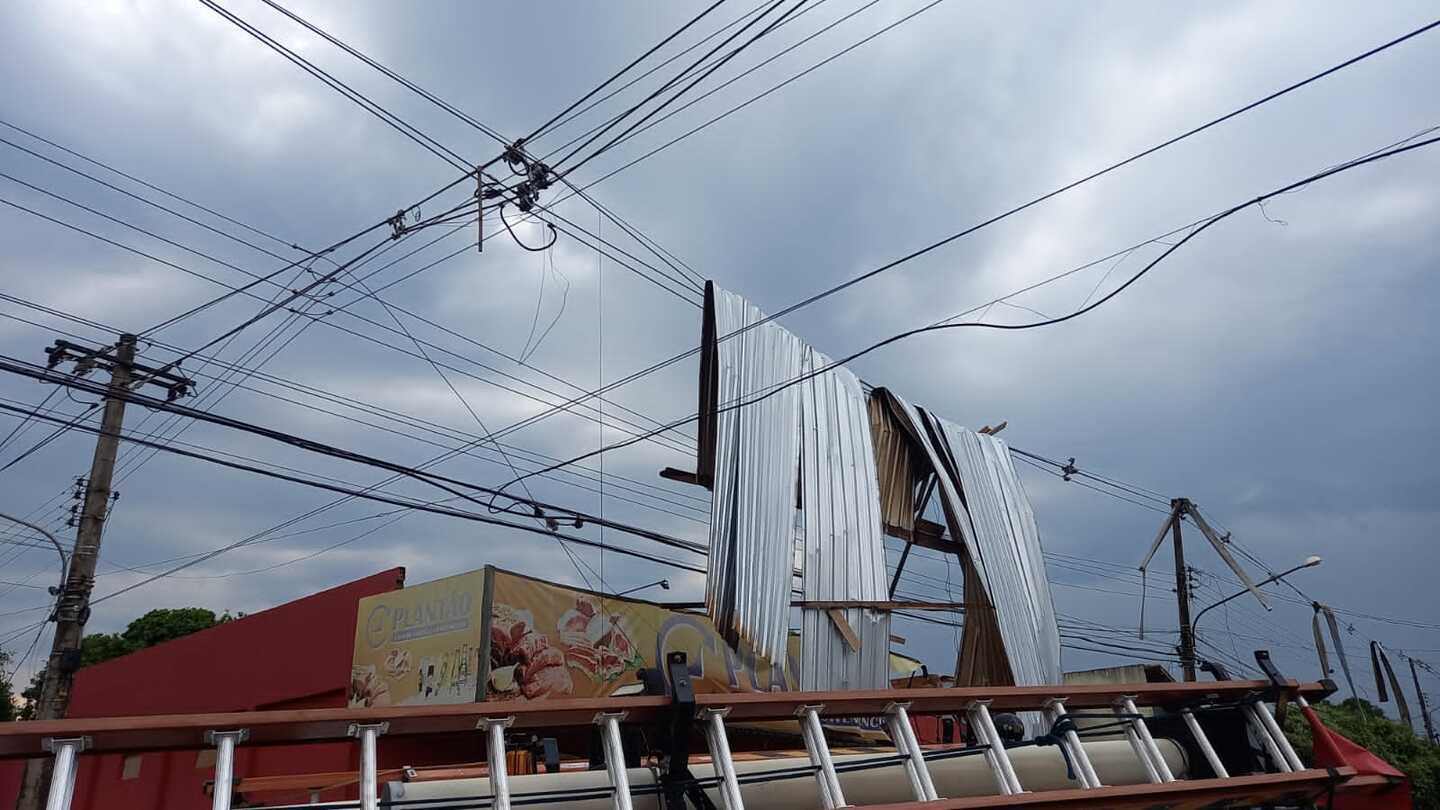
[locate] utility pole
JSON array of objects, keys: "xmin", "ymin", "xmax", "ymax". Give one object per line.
[
  {"xmin": 1139, "ymin": 496, "xmax": 1272, "ymax": 683},
  {"xmin": 16, "ymin": 334, "xmax": 188, "ymax": 810},
  {"xmin": 1170, "ymin": 499, "xmax": 1198, "ymax": 682},
  {"xmin": 1412, "ymin": 657, "xmax": 1437, "ymax": 744}
]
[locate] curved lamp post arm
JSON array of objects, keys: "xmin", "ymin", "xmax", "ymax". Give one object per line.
[
  {"xmin": 0, "ymin": 511, "xmax": 67, "ymax": 596},
  {"xmin": 1193, "ymin": 557, "xmax": 1320, "ymax": 635}
]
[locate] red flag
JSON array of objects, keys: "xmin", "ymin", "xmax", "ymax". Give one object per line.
[{"xmin": 1302, "ymin": 705, "xmax": 1411, "ymax": 809}]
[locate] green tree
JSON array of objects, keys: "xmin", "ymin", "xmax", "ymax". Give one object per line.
[
  {"xmin": 119, "ymin": 608, "xmax": 217, "ymax": 651},
  {"xmin": 13, "ymin": 607, "xmax": 220, "ymax": 720},
  {"xmin": 1284, "ymin": 697, "xmax": 1440, "ymax": 809}
]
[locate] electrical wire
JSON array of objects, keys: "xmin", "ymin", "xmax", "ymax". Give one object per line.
[
  {"xmin": 494, "ymin": 134, "xmax": 1440, "ymax": 494},
  {"xmin": 522, "ymin": 0, "xmax": 734, "ymax": 143},
  {"xmin": 249, "ymin": 0, "xmax": 706, "ymax": 301},
  {"xmin": 487, "ymin": 12, "xmax": 1440, "ymax": 467},
  {"xmin": 0, "ymin": 356, "xmax": 709, "ymax": 560},
  {"xmin": 549, "ymin": 0, "xmax": 797, "ymax": 173}
]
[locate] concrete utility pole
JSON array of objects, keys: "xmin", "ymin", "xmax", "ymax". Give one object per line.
[
  {"xmin": 1412, "ymin": 657, "xmax": 1438, "ymax": 744},
  {"xmin": 1170, "ymin": 499, "xmax": 1198, "ymax": 682},
  {"xmin": 16, "ymin": 335, "xmax": 136, "ymax": 810}
]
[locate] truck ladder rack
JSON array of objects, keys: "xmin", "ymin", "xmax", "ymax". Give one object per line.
[{"xmin": 0, "ymin": 679, "xmax": 1360, "ymax": 810}]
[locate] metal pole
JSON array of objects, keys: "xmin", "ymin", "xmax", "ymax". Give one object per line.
[
  {"xmin": 1410, "ymin": 658, "xmax": 1437, "ymax": 744},
  {"xmin": 1120, "ymin": 697, "xmax": 1174, "ymax": 782},
  {"xmin": 1252, "ymin": 701, "xmax": 1304, "ymax": 771},
  {"xmin": 351, "ymin": 723, "xmax": 386, "ymax": 810},
  {"xmin": 885, "ymin": 702, "xmax": 938, "ymax": 801},
  {"xmin": 41, "ymin": 739, "xmax": 84, "ymax": 810},
  {"xmin": 1044, "ymin": 698, "xmax": 1101, "ymax": 788},
  {"xmin": 1172, "ymin": 499, "xmax": 1197, "ymax": 681},
  {"xmin": 18, "ymin": 335, "xmax": 137, "ymax": 810},
  {"xmin": 207, "ymin": 730, "xmax": 246, "ymax": 810},
  {"xmin": 969, "ymin": 701, "xmax": 1023, "ymax": 795},
  {"xmin": 799, "ymin": 706, "xmax": 846, "ymax": 808},
  {"xmin": 1115, "ymin": 702, "xmax": 1162, "ymax": 784},
  {"xmin": 1245, "ymin": 704, "xmax": 1293, "ymax": 772},
  {"xmin": 595, "ymin": 713, "xmax": 633, "ymax": 810},
  {"xmin": 702, "ymin": 709, "xmax": 744, "ymax": 810},
  {"xmin": 479, "ymin": 718, "xmax": 513, "ymax": 810},
  {"xmin": 1181, "ymin": 709, "xmax": 1229, "ymax": 778}
]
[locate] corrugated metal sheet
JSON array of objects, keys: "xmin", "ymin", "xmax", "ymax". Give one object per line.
[
  {"xmin": 879, "ymin": 390, "xmax": 1061, "ymax": 716},
  {"xmin": 931, "ymin": 421, "xmax": 1062, "ymax": 690},
  {"xmin": 706, "ymin": 288, "xmax": 803, "ymax": 664},
  {"xmin": 798, "ymin": 346, "xmax": 891, "ymax": 690}
]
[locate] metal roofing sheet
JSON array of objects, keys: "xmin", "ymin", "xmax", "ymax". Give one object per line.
[
  {"xmin": 706, "ymin": 288, "xmax": 803, "ymax": 664},
  {"xmin": 797, "ymin": 346, "xmax": 891, "ymax": 690}
]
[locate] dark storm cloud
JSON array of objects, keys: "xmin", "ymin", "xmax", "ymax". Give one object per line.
[{"xmin": 0, "ymin": 0, "xmax": 1436, "ymax": 707}]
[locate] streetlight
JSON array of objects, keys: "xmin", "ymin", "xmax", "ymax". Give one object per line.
[
  {"xmin": 614, "ymin": 579, "xmax": 669, "ymax": 598},
  {"xmin": 1192, "ymin": 555, "xmax": 1322, "ymax": 637},
  {"xmin": 0, "ymin": 511, "xmax": 67, "ymax": 597}
]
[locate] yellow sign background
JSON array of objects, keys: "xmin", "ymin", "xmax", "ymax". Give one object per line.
[{"xmin": 349, "ymin": 569, "xmax": 485, "ymax": 707}]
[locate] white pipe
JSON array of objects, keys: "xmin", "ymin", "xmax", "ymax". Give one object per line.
[
  {"xmin": 798, "ymin": 716, "xmax": 835, "ymax": 808},
  {"xmin": 967, "ymin": 706, "xmax": 1012, "ymax": 795},
  {"xmin": 209, "ymin": 731, "xmax": 246, "ymax": 810},
  {"xmin": 597, "ymin": 714, "xmax": 633, "ymax": 810},
  {"xmin": 1045, "ymin": 699, "xmax": 1100, "ymax": 789},
  {"xmin": 800, "ymin": 708, "xmax": 846, "ymax": 808},
  {"xmin": 1120, "ymin": 719, "xmax": 1162, "ymax": 784},
  {"xmin": 1253, "ymin": 702, "xmax": 1304, "ymax": 772},
  {"xmin": 703, "ymin": 711, "xmax": 744, "ymax": 810},
  {"xmin": 44, "ymin": 739, "xmax": 83, "ymax": 810},
  {"xmin": 1121, "ymin": 697, "xmax": 1174, "ymax": 782},
  {"xmin": 972, "ymin": 702, "xmax": 1024, "ymax": 794},
  {"xmin": 886, "ymin": 704, "xmax": 938, "ymax": 800},
  {"xmin": 354, "ymin": 724, "xmax": 384, "ymax": 810},
  {"xmin": 1245, "ymin": 705, "xmax": 1292, "ymax": 773},
  {"xmin": 482, "ymin": 719, "xmax": 512, "ymax": 810},
  {"xmin": 1181, "ymin": 710, "xmax": 1228, "ymax": 778}
]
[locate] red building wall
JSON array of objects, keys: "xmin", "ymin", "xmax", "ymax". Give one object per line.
[{"xmin": 1, "ymin": 568, "xmax": 406, "ymax": 808}]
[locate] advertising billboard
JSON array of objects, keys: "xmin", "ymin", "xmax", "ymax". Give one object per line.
[
  {"xmin": 349, "ymin": 569, "xmax": 486, "ymax": 708},
  {"xmin": 482, "ymin": 567, "xmax": 798, "ymax": 700},
  {"xmin": 353, "ymin": 566, "xmax": 920, "ymax": 711}
]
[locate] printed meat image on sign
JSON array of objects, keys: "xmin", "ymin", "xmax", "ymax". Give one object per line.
[
  {"xmin": 480, "ymin": 567, "xmax": 801, "ymax": 700},
  {"xmin": 488, "ymin": 604, "xmax": 573, "ymax": 699},
  {"xmin": 557, "ymin": 595, "xmax": 643, "ymax": 682}
]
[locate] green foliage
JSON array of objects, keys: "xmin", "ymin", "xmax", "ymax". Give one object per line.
[
  {"xmin": 79, "ymin": 633, "xmax": 132, "ymax": 667},
  {"xmin": 1284, "ymin": 697, "xmax": 1440, "ymax": 809},
  {"xmin": 72, "ymin": 607, "xmax": 220, "ymax": 668},
  {"xmin": 119, "ymin": 608, "xmax": 217, "ymax": 651},
  {"xmin": 9, "ymin": 607, "xmax": 220, "ymax": 720},
  {"xmin": 18, "ymin": 671, "xmax": 41, "ymax": 721}
]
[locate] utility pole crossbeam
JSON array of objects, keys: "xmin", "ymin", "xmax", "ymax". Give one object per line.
[{"xmin": 16, "ymin": 334, "xmax": 190, "ymax": 810}]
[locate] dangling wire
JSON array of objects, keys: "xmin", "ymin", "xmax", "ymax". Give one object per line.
[{"xmin": 498, "ymin": 202, "xmax": 557, "ymax": 252}]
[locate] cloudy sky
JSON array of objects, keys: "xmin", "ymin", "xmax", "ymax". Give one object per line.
[{"xmin": 1, "ymin": 0, "xmax": 1436, "ymax": 713}]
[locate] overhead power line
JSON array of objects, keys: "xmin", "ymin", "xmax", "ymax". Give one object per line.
[
  {"xmin": 522, "ymin": 0, "xmax": 734, "ymax": 143},
  {"xmin": 0, "ymin": 355, "xmax": 708, "ymax": 560},
  {"xmin": 495, "ymin": 134, "xmax": 1440, "ymax": 494},
  {"xmin": 250, "ymin": 0, "xmax": 706, "ymax": 301},
  {"xmin": 482, "ymin": 15, "xmax": 1440, "ymax": 462},
  {"xmin": 0, "ymin": 400, "xmax": 708, "ymax": 614}
]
